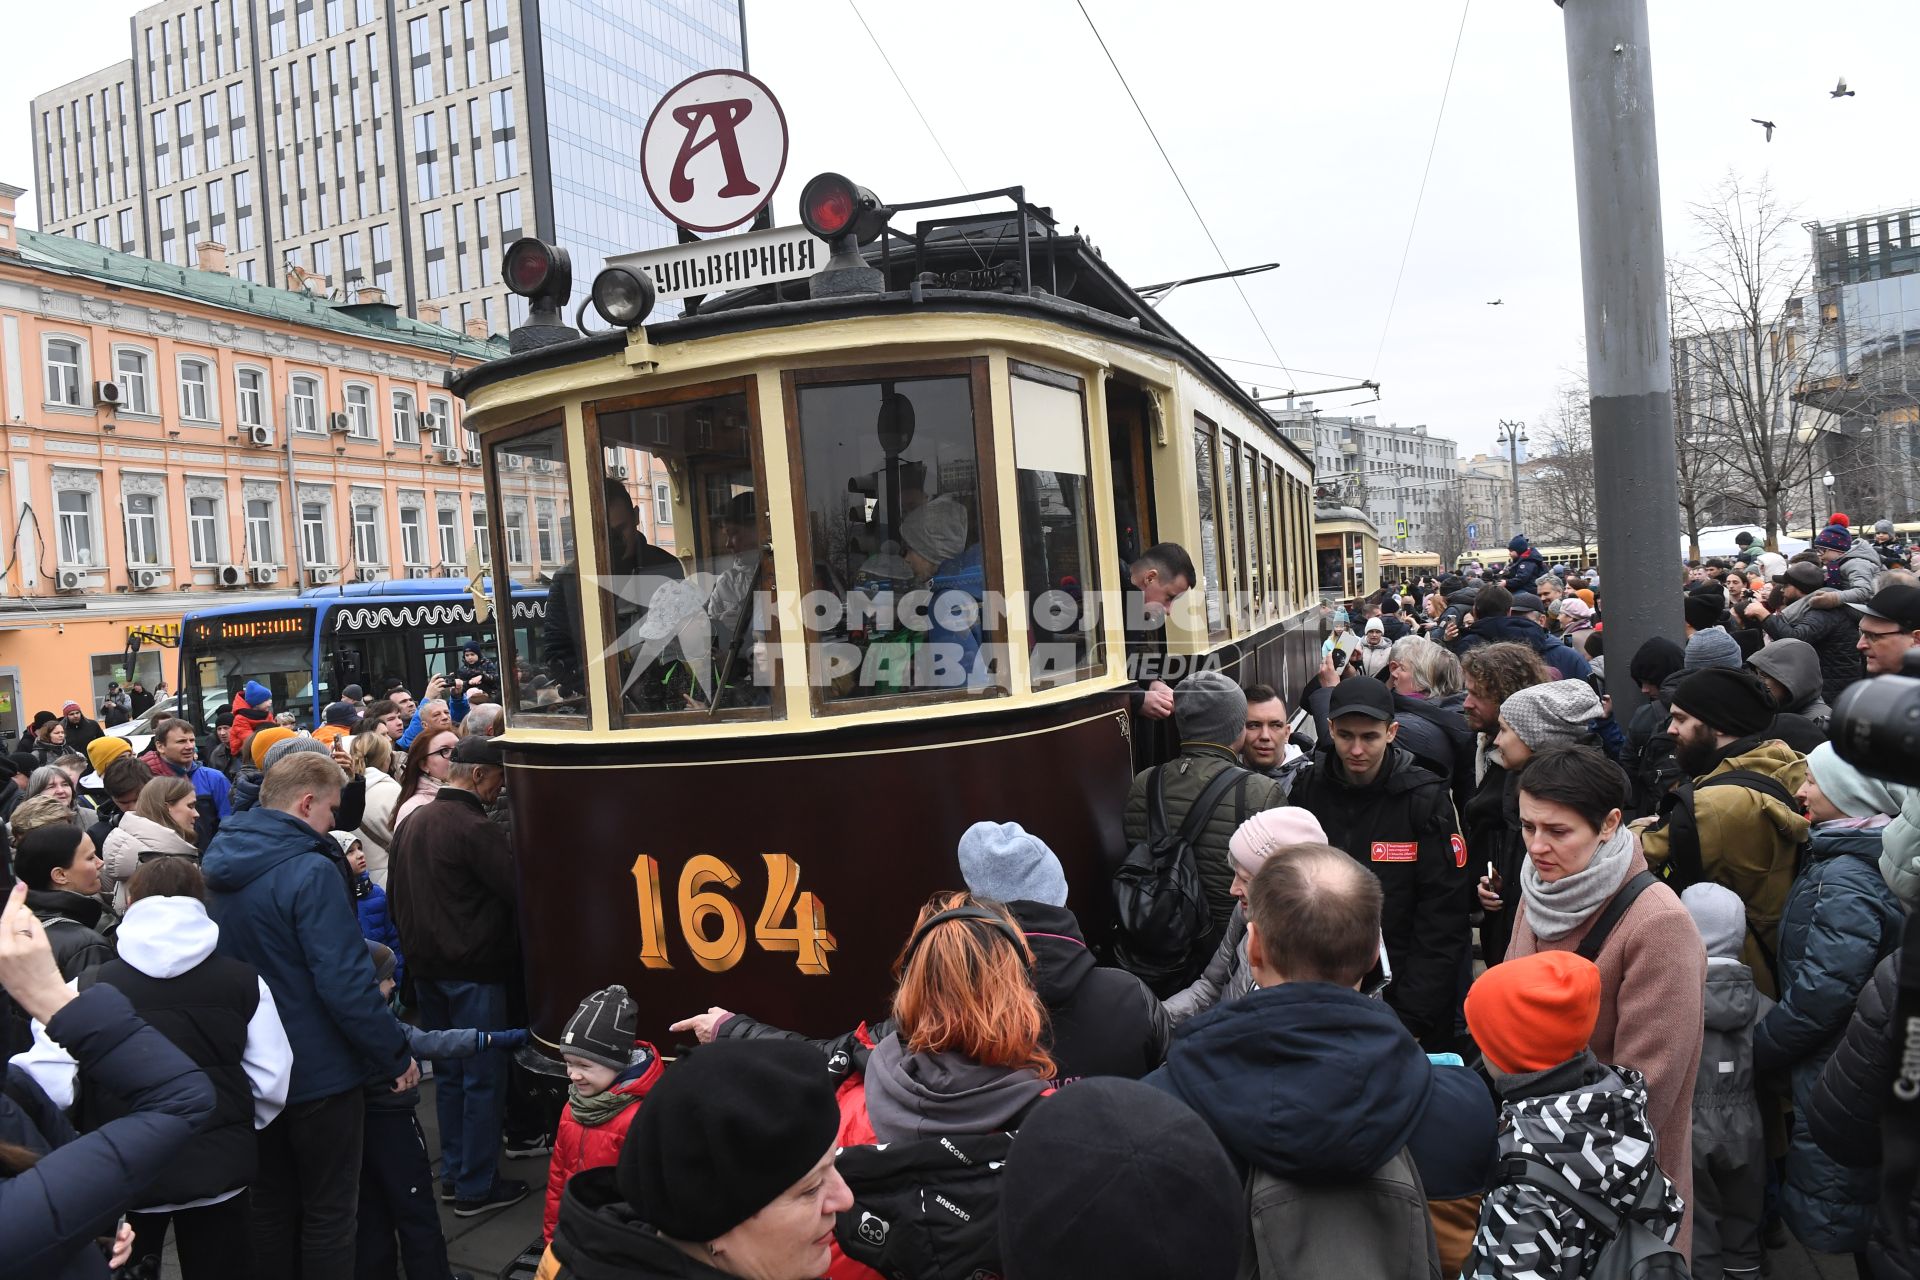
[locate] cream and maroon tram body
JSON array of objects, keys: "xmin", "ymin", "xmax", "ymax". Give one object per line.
[{"xmin": 459, "ymin": 187, "xmax": 1326, "ymax": 1045}]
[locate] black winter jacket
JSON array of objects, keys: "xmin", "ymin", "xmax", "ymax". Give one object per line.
[
  {"xmin": 389, "ymin": 787, "xmax": 520, "ymax": 984},
  {"xmin": 1805, "ymin": 949, "xmax": 1920, "ymax": 1280},
  {"xmin": 28, "ymin": 889, "xmax": 113, "ymax": 981},
  {"xmin": 1290, "ymin": 747, "xmax": 1470, "ymax": 1046},
  {"xmin": 1762, "ymin": 598, "xmax": 1866, "ymax": 706},
  {"xmin": 0, "ymin": 984, "xmax": 215, "ymax": 1280},
  {"xmin": 721, "ymin": 900, "xmax": 1172, "ymax": 1086},
  {"xmin": 1463, "ymin": 763, "xmax": 1524, "ymax": 966},
  {"xmin": 543, "ymin": 1166, "xmax": 743, "ymax": 1279}
]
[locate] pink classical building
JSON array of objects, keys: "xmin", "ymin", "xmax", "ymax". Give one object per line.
[{"xmin": 0, "ymin": 181, "xmax": 599, "ymax": 728}]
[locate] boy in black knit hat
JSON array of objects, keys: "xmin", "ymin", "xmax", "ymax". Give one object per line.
[{"xmin": 542, "ymin": 984, "xmax": 662, "ymax": 1244}]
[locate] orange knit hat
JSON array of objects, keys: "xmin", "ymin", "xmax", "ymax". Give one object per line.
[
  {"xmin": 1575, "ymin": 589, "xmax": 1595, "ymax": 609},
  {"xmin": 249, "ymin": 725, "xmax": 296, "ymax": 769},
  {"xmin": 1465, "ymin": 951, "xmax": 1601, "ymax": 1074}
]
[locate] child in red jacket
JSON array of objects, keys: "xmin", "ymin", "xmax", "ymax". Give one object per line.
[{"xmin": 543, "ymin": 984, "xmax": 662, "ymax": 1242}]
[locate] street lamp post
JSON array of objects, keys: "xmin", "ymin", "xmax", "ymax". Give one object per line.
[
  {"xmin": 1823, "ymin": 471, "xmax": 1835, "ymax": 527},
  {"xmin": 1497, "ymin": 420, "xmax": 1528, "ymax": 541}
]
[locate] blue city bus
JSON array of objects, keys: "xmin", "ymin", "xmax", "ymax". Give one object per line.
[{"xmin": 176, "ymin": 579, "xmax": 547, "ymax": 731}]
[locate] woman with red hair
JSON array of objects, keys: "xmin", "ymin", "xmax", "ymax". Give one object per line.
[{"xmin": 828, "ymin": 893, "xmax": 1053, "ymax": 1280}]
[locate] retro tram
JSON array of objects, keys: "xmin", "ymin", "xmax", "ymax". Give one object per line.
[{"xmin": 459, "ymin": 176, "xmax": 1328, "ymax": 1045}]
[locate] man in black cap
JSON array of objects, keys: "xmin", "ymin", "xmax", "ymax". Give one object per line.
[
  {"xmin": 387, "ymin": 734, "xmax": 526, "ymax": 1216},
  {"xmin": 1746, "ymin": 560, "xmax": 1865, "ymax": 702},
  {"xmin": 1849, "ymin": 584, "xmax": 1920, "ymax": 677},
  {"xmin": 1640, "ymin": 669, "xmax": 1807, "ymax": 995},
  {"xmin": 1289, "ymin": 677, "xmax": 1470, "ymax": 1050}
]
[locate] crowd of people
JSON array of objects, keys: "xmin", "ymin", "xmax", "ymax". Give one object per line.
[{"xmin": 0, "ymin": 522, "xmax": 1917, "ymax": 1279}]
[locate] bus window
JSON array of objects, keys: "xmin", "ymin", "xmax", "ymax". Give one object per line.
[
  {"xmin": 1010, "ymin": 364, "xmax": 1101, "ymax": 689},
  {"xmin": 180, "ymin": 608, "xmax": 316, "ymax": 730},
  {"xmin": 592, "ymin": 388, "xmax": 773, "ymax": 723},
  {"xmin": 792, "ymin": 364, "xmax": 998, "ymax": 704},
  {"xmin": 490, "ymin": 420, "xmax": 589, "ymax": 726}
]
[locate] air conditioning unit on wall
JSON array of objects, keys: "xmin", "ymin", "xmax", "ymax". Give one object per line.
[
  {"xmin": 216, "ymin": 564, "xmax": 245, "ymax": 587},
  {"xmin": 248, "ymin": 425, "xmax": 275, "ymax": 447},
  {"xmin": 56, "ymin": 568, "xmax": 84, "ymax": 591},
  {"xmin": 94, "ymin": 379, "xmax": 124, "ymax": 407},
  {"xmin": 250, "ymin": 566, "xmax": 277, "ymax": 585},
  {"xmin": 130, "ymin": 568, "xmax": 162, "ymax": 590}
]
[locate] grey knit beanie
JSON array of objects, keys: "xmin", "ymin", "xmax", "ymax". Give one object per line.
[
  {"xmin": 1175, "ymin": 670, "xmax": 1248, "ymax": 749},
  {"xmin": 1498, "ymin": 679, "xmax": 1605, "ymax": 751},
  {"xmin": 263, "ymin": 734, "xmax": 334, "ymax": 774},
  {"xmin": 957, "ymin": 821, "xmax": 1068, "ymax": 907},
  {"xmin": 1684, "ymin": 626, "xmax": 1743, "ymax": 671},
  {"xmin": 561, "ymin": 984, "xmax": 640, "ymax": 1070}
]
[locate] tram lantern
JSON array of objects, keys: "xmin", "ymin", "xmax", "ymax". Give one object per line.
[
  {"xmin": 800, "ymin": 173, "xmax": 886, "ymax": 244},
  {"xmin": 590, "ymin": 265, "xmax": 657, "ymax": 330},
  {"xmin": 501, "ymin": 238, "xmax": 578, "ymax": 352},
  {"xmin": 800, "ymin": 173, "xmax": 888, "ymax": 299}
]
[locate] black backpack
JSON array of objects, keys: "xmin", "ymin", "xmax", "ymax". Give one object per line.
[
  {"xmin": 1498, "ymin": 1154, "xmax": 1690, "ymax": 1280},
  {"xmin": 1111, "ymin": 764, "xmax": 1245, "ymax": 989}
]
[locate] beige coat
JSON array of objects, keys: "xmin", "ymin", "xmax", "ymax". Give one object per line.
[
  {"xmin": 1507, "ymin": 845, "xmax": 1708, "ymax": 1257},
  {"xmin": 99, "ymin": 812, "xmax": 198, "ymax": 911}
]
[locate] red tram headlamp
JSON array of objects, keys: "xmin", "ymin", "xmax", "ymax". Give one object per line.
[
  {"xmin": 590, "ymin": 266, "xmax": 656, "ymax": 330},
  {"xmin": 800, "ymin": 173, "xmax": 886, "ymax": 245},
  {"xmin": 501, "ymin": 238, "xmax": 578, "ymax": 351}
]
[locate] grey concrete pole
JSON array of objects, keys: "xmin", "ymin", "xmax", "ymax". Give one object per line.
[{"xmin": 1559, "ymin": 0, "xmax": 1683, "ymax": 718}]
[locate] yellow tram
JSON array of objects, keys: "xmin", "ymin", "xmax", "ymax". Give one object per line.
[
  {"xmin": 1314, "ymin": 506, "xmax": 1380, "ymax": 600},
  {"xmin": 455, "ymin": 178, "xmax": 1326, "ymax": 1041},
  {"xmin": 1379, "ymin": 549, "xmax": 1442, "ymax": 585}
]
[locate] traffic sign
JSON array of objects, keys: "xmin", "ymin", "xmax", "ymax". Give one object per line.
[{"xmin": 642, "ymin": 70, "xmax": 789, "ymax": 233}]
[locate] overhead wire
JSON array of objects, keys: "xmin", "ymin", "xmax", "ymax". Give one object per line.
[
  {"xmin": 1071, "ymin": 0, "xmax": 1298, "ymax": 389},
  {"xmin": 846, "ymin": 1, "xmax": 971, "ymax": 195},
  {"xmin": 1368, "ymin": 0, "xmax": 1472, "ymax": 379}
]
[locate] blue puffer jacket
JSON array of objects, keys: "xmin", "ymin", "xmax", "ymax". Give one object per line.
[
  {"xmin": 356, "ymin": 873, "xmax": 405, "ymax": 990},
  {"xmin": 0, "ymin": 984, "xmax": 214, "ymax": 1279},
  {"xmin": 204, "ymin": 806, "xmax": 410, "ymax": 1104},
  {"xmin": 1752, "ymin": 821, "xmax": 1906, "ymax": 1253}
]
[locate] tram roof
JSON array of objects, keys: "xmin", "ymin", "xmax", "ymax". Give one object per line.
[{"xmin": 454, "ymin": 212, "xmax": 1309, "ymax": 470}]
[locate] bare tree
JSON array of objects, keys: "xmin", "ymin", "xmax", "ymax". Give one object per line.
[
  {"xmin": 1522, "ymin": 389, "xmax": 1601, "ymax": 559},
  {"xmin": 1668, "ymin": 174, "xmax": 1835, "ymax": 548},
  {"xmin": 1428, "ymin": 479, "xmax": 1469, "ymax": 567}
]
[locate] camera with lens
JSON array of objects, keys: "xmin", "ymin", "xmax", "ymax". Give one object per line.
[{"xmin": 1830, "ymin": 647, "xmax": 1920, "ymax": 786}]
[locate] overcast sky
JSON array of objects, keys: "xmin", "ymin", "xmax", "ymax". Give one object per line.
[{"xmin": 5, "ymin": 1, "xmax": 1915, "ymax": 456}]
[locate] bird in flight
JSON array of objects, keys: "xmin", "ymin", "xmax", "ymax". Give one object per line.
[
  {"xmin": 1831, "ymin": 77, "xmax": 1855, "ymax": 99},
  {"xmin": 1751, "ymin": 118, "xmax": 1777, "ymax": 141},
  {"xmin": 1486, "ymin": 300, "xmax": 1504, "ymax": 306}
]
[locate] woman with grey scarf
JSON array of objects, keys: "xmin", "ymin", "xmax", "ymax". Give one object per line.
[{"xmin": 1494, "ymin": 745, "xmax": 1707, "ymax": 1255}]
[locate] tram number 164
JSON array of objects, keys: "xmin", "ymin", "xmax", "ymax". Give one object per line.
[{"xmin": 631, "ymin": 852, "xmax": 837, "ymax": 975}]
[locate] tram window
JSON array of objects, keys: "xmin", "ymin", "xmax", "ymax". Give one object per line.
[
  {"xmin": 793, "ymin": 367, "xmax": 997, "ymax": 704},
  {"xmin": 1262, "ymin": 461, "xmax": 1280, "ymax": 615},
  {"xmin": 489, "ymin": 422, "xmax": 588, "ymax": 728},
  {"xmin": 1241, "ymin": 443, "xmax": 1259, "ymax": 625},
  {"xmin": 1192, "ymin": 417, "xmax": 1226, "ymax": 635},
  {"xmin": 1222, "ymin": 436, "xmax": 1245, "ymax": 630},
  {"xmin": 1010, "ymin": 365, "xmax": 1101, "ymax": 689},
  {"xmin": 593, "ymin": 389, "xmax": 774, "ymax": 723}
]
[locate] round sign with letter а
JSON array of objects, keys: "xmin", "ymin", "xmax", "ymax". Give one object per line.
[{"xmin": 641, "ymin": 69, "xmax": 789, "ymax": 233}]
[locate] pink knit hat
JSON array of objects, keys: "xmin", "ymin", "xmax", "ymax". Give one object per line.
[{"xmin": 1228, "ymin": 807, "xmax": 1330, "ymax": 877}]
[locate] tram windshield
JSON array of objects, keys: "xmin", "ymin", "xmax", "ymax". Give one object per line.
[
  {"xmin": 795, "ymin": 369, "xmax": 993, "ymax": 701},
  {"xmin": 594, "ymin": 390, "xmax": 772, "ymax": 723}
]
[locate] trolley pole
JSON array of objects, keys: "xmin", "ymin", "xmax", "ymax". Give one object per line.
[{"xmin": 1558, "ymin": 0, "xmax": 1682, "ymax": 719}]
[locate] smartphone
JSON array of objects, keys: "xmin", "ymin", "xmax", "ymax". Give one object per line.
[
  {"xmin": 1330, "ymin": 647, "xmax": 1348, "ymax": 670},
  {"xmin": 1484, "ymin": 860, "xmax": 1504, "ymax": 893}
]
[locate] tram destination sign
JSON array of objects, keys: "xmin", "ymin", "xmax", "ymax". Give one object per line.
[
  {"xmin": 642, "ymin": 70, "xmax": 789, "ymax": 233},
  {"xmin": 608, "ymin": 224, "xmax": 832, "ymax": 304}
]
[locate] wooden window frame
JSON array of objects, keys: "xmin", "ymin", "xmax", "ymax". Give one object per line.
[
  {"xmin": 481, "ymin": 411, "xmax": 587, "ymax": 730},
  {"xmin": 783, "ymin": 356, "xmax": 1007, "ymax": 717},
  {"xmin": 582, "ymin": 375, "xmax": 783, "ymax": 729},
  {"xmin": 1008, "ymin": 359, "xmax": 1102, "ymax": 691}
]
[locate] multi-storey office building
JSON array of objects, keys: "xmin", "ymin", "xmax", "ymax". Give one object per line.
[{"xmin": 31, "ymin": 0, "xmax": 744, "ymax": 329}]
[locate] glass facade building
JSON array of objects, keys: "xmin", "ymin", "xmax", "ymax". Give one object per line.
[
  {"xmin": 31, "ymin": 0, "xmax": 744, "ymax": 331},
  {"xmin": 536, "ymin": 0, "xmax": 744, "ymax": 308}
]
